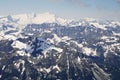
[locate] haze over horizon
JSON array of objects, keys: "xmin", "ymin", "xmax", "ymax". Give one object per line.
[{"xmin": 0, "ymin": 0, "xmax": 120, "ymax": 21}]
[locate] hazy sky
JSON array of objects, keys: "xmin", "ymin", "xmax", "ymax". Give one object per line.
[{"xmin": 0, "ymin": 0, "xmax": 120, "ymax": 20}]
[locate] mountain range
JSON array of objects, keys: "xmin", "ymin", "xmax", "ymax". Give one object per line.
[{"xmin": 0, "ymin": 12, "xmax": 120, "ymax": 80}]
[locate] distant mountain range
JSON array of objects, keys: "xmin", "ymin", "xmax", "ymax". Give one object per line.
[{"xmin": 0, "ymin": 13, "xmax": 120, "ymax": 80}]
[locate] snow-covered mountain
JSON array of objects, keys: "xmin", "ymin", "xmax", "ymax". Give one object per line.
[
  {"xmin": 0, "ymin": 13, "xmax": 120, "ymax": 80},
  {"xmin": 0, "ymin": 12, "xmax": 68, "ymax": 26}
]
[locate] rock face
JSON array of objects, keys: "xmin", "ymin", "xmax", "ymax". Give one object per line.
[{"xmin": 0, "ymin": 14, "xmax": 120, "ymax": 80}]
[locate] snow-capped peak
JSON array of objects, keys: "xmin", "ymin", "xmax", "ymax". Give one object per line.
[
  {"xmin": 0, "ymin": 12, "xmax": 68, "ymax": 25},
  {"xmin": 32, "ymin": 12, "xmax": 56, "ymax": 24},
  {"xmin": 0, "ymin": 12, "xmax": 120, "ymax": 29},
  {"xmin": 11, "ymin": 12, "xmax": 56, "ymax": 24}
]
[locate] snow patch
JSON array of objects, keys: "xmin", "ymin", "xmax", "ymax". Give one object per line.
[
  {"xmin": 43, "ymin": 67, "xmax": 51, "ymax": 73},
  {"xmin": 83, "ymin": 47, "xmax": 97, "ymax": 56},
  {"xmin": 77, "ymin": 56, "xmax": 81, "ymax": 63},
  {"xmin": 14, "ymin": 59, "xmax": 25, "ymax": 74},
  {"xmin": 2, "ymin": 65, "xmax": 5, "ymax": 70},
  {"xmin": 90, "ymin": 22, "xmax": 106, "ymax": 30},
  {"xmin": 12, "ymin": 40, "xmax": 27, "ymax": 50},
  {"xmin": 53, "ymin": 65, "xmax": 61, "ymax": 73}
]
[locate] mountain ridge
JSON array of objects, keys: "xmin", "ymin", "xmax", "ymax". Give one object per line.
[
  {"xmin": 0, "ymin": 12, "xmax": 120, "ymax": 27},
  {"xmin": 0, "ymin": 13, "xmax": 120, "ymax": 80}
]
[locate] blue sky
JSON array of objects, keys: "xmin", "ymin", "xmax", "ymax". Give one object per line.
[{"xmin": 0, "ymin": 0, "xmax": 120, "ymax": 20}]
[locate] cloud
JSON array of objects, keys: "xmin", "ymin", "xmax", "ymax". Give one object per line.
[
  {"xmin": 48, "ymin": 0, "xmax": 90, "ymax": 7},
  {"xmin": 116, "ymin": 0, "xmax": 120, "ymax": 4},
  {"xmin": 69, "ymin": 0, "xmax": 90, "ymax": 7},
  {"xmin": 48, "ymin": 0, "xmax": 63, "ymax": 2}
]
